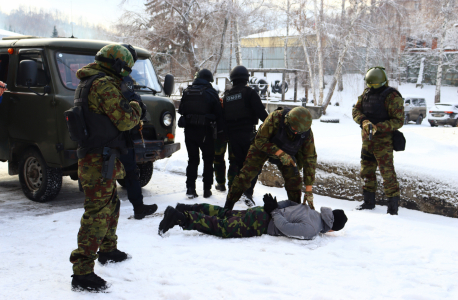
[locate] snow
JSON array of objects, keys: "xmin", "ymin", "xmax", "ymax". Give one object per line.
[{"xmin": 1, "ymin": 75, "xmax": 458, "ymax": 298}]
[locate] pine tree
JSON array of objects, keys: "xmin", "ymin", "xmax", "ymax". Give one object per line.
[{"xmin": 52, "ymin": 26, "xmax": 58, "ymax": 38}]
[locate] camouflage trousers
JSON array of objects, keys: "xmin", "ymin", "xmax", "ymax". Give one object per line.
[
  {"xmin": 213, "ymin": 135, "xmax": 237, "ymax": 187},
  {"xmin": 183, "ymin": 204, "xmax": 270, "ymax": 238},
  {"xmin": 70, "ymin": 155, "xmax": 121, "ymax": 275},
  {"xmin": 360, "ymin": 139, "xmax": 400, "ymax": 197},
  {"xmin": 226, "ymin": 145, "xmax": 302, "ymax": 206}
]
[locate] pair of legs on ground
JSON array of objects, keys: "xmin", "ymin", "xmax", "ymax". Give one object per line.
[{"xmin": 359, "ymin": 140, "xmax": 400, "ymax": 215}]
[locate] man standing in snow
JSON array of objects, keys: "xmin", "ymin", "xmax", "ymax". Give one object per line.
[
  {"xmin": 222, "ymin": 66, "xmax": 268, "ymax": 206},
  {"xmin": 178, "ymin": 69, "xmax": 223, "ymax": 199},
  {"xmin": 118, "ymin": 43, "xmax": 158, "ymax": 220},
  {"xmin": 158, "ymin": 193, "xmax": 347, "ymax": 239},
  {"xmin": 223, "ymin": 106, "xmax": 317, "ymax": 211},
  {"xmin": 352, "ymin": 66, "xmax": 404, "ymax": 215},
  {"xmin": 69, "ymin": 44, "xmax": 142, "ymax": 292}
]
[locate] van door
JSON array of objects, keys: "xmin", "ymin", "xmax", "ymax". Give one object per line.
[
  {"xmin": 0, "ymin": 50, "xmax": 11, "ymax": 161},
  {"xmin": 7, "ymin": 49, "xmax": 60, "ymax": 166}
]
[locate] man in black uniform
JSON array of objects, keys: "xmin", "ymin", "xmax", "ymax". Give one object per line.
[
  {"xmin": 119, "ymin": 44, "xmax": 158, "ymax": 219},
  {"xmin": 223, "ymin": 66, "xmax": 268, "ymax": 206},
  {"xmin": 179, "ymin": 69, "xmax": 223, "ymax": 199}
]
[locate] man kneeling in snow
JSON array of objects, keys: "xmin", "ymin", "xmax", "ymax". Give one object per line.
[{"xmin": 158, "ymin": 193, "xmax": 347, "ymax": 239}]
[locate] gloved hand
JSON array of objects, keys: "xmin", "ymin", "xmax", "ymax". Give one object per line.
[
  {"xmin": 138, "ymin": 101, "xmax": 148, "ymax": 120},
  {"xmin": 263, "ymin": 193, "xmax": 278, "ymax": 214},
  {"xmin": 362, "ymin": 120, "xmax": 377, "ymax": 135},
  {"xmin": 277, "ymin": 151, "xmax": 295, "ymax": 166},
  {"xmin": 303, "ymin": 191, "xmax": 315, "ymax": 210}
]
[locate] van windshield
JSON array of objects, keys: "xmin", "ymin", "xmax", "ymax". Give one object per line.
[{"xmin": 55, "ymin": 52, "xmax": 162, "ymax": 93}]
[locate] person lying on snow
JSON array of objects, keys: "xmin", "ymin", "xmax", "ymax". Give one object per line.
[{"xmin": 158, "ymin": 193, "xmax": 348, "ymax": 239}]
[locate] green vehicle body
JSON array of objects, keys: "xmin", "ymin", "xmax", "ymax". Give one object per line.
[{"xmin": 0, "ymin": 36, "xmax": 180, "ymax": 201}]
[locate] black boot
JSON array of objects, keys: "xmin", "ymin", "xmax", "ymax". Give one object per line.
[
  {"xmin": 241, "ymin": 192, "xmax": 255, "ymax": 207},
  {"xmin": 133, "ymin": 204, "xmax": 158, "ymax": 220},
  {"xmin": 203, "ymin": 189, "xmax": 212, "ymax": 198},
  {"xmin": 98, "ymin": 249, "xmax": 131, "ymax": 265},
  {"xmin": 175, "ymin": 203, "xmax": 195, "ymax": 213},
  {"xmin": 71, "ymin": 272, "xmax": 108, "ymax": 292},
  {"xmin": 158, "ymin": 206, "xmax": 188, "ymax": 236},
  {"xmin": 186, "ymin": 188, "xmax": 198, "ymax": 199},
  {"xmin": 387, "ymin": 196, "xmax": 400, "ymax": 215},
  {"xmin": 357, "ymin": 191, "xmax": 376, "ymax": 210},
  {"xmin": 215, "ymin": 183, "xmax": 226, "ymax": 191}
]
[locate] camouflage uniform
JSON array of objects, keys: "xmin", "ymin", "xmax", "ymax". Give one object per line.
[
  {"xmin": 69, "ymin": 62, "xmax": 141, "ymax": 275},
  {"xmin": 352, "ymin": 87, "xmax": 404, "ymax": 198},
  {"xmin": 226, "ymin": 109, "xmax": 317, "ymax": 207},
  {"xmin": 182, "ymin": 204, "xmax": 270, "ymax": 238},
  {"xmin": 213, "ymin": 135, "xmax": 237, "ymax": 187}
]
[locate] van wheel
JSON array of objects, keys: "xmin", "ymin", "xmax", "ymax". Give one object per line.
[
  {"xmin": 404, "ymin": 115, "xmax": 409, "ymax": 125},
  {"xmin": 416, "ymin": 115, "xmax": 423, "ymax": 125},
  {"xmin": 117, "ymin": 161, "xmax": 153, "ymax": 188},
  {"xmin": 19, "ymin": 148, "xmax": 62, "ymax": 202}
]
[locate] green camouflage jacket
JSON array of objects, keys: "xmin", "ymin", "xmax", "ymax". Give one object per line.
[
  {"xmin": 76, "ymin": 63, "xmax": 141, "ymax": 180},
  {"xmin": 352, "ymin": 87, "xmax": 404, "ymax": 142},
  {"xmin": 254, "ymin": 109, "xmax": 317, "ymax": 186}
]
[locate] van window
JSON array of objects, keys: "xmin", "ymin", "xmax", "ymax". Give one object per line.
[
  {"xmin": 0, "ymin": 54, "xmax": 9, "ymax": 83},
  {"xmin": 405, "ymin": 99, "xmax": 411, "ymax": 104},
  {"xmin": 418, "ymin": 99, "xmax": 425, "ymax": 106},
  {"xmin": 412, "ymin": 99, "xmax": 418, "ymax": 106},
  {"xmin": 17, "ymin": 51, "xmax": 50, "ymax": 87},
  {"xmin": 56, "ymin": 52, "xmax": 94, "ymax": 89}
]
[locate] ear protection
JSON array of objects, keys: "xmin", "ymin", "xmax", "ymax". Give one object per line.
[{"xmin": 95, "ymin": 54, "xmax": 132, "ymax": 75}]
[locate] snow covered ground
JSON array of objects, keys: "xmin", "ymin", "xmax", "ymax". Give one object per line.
[{"xmin": 1, "ymin": 78, "xmax": 458, "ymax": 299}]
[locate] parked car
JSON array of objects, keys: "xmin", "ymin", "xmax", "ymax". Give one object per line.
[
  {"xmin": 0, "ymin": 36, "xmax": 180, "ymax": 202},
  {"xmin": 427, "ymin": 103, "xmax": 458, "ymax": 127},
  {"xmin": 403, "ymin": 96, "xmax": 427, "ymax": 125}
]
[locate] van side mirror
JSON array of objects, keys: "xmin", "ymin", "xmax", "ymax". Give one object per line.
[
  {"xmin": 18, "ymin": 60, "xmax": 37, "ymax": 87},
  {"xmin": 163, "ymin": 74, "xmax": 174, "ymax": 97}
]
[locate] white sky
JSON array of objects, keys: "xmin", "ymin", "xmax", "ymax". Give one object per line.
[{"xmin": 0, "ymin": 0, "xmax": 146, "ymax": 28}]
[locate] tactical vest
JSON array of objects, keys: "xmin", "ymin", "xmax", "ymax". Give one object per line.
[
  {"xmin": 121, "ymin": 76, "xmax": 142, "ymax": 102},
  {"xmin": 223, "ymin": 85, "xmax": 254, "ymax": 122},
  {"xmin": 69, "ymin": 73, "xmax": 128, "ymax": 157},
  {"xmin": 362, "ymin": 87, "xmax": 401, "ymax": 125},
  {"xmin": 179, "ymin": 85, "xmax": 211, "ymax": 126},
  {"xmin": 270, "ymin": 107, "xmax": 310, "ymax": 157}
]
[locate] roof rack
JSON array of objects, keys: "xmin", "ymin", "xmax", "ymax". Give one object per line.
[{"xmin": 2, "ymin": 35, "xmax": 41, "ymax": 41}]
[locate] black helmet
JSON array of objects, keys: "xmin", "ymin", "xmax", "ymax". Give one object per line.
[
  {"xmin": 230, "ymin": 65, "xmax": 249, "ymax": 82},
  {"xmin": 121, "ymin": 43, "xmax": 138, "ymax": 63},
  {"xmin": 195, "ymin": 68, "xmax": 214, "ymax": 83}
]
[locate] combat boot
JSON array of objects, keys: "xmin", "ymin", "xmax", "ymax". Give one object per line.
[
  {"xmin": 158, "ymin": 206, "xmax": 188, "ymax": 236},
  {"xmin": 98, "ymin": 249, "xmax": 131, "ymax": 265},
  {"xmin": 133, "ymin": 204, "xmax": 158, "ymax": 220},
  {"xmin": 186, "ymin": 188, "xmax": 198, "ymax": 199},
  {"xmin": 357, "ymin": 190, "xmax": 376, "ymax": 210},
  {"xmin": 203, "ymin": 189, "xmax": 212, "ymax": 198},
  {"xmin": 175, "ymin": 203, "xmax": 195, "ymax": 213},
  {"xmin": 241, "ymin": 192, "xmax": 256, "ymax": 207},
  {"xmin": 387, "ymin": 196, "xmax": 400, "ymax": 215},
  {"xmin": 71, "ymin": 272, "xmax": 108, "ymax": 292},
  {"xmin": 215, "ymin": 183, "xmax": 226, "ymax": 192}
]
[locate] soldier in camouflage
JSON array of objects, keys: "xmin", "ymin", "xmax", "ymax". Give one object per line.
[
  {"xmin": 157, "ymin": 194, "xmax": 348, "ymax": 239},
  {"xmin": 223, "ymin": 106, "xmax": 317, "ymax": 211},
  {"xmin": 69, "ymin": 44, "xmax": 142, "ymax": 292},
  {"xmin": 352, "ymin": 66, "xmax": 404, "ymax": 215}
]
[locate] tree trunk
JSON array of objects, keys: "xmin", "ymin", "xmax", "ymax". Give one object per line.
[
  {"xmin": 300, "ymin": 35, "xmax": 317, "ymax": 104},
  {"xmin": 434, "ymin": 0, "xmax": 451, "ymax": 103},
  {"xmin": 315, "ymin": 0, "xmax": 324, "ymax": 105},
  {"xmin": 234, "ymin": 18, "xmax": 243, "ymax": 65},
  {"xmin": 213, "ymin": 12, "xmax": 230, "ymax": 74},
  {"xmin": 337, "ymin": 0, "xmax": 346, "ymax": 92}
]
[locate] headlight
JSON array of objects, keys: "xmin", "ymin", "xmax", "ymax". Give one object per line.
[{"xmin": 161, "ymin": 111, "xmax": 173, "ymax": 127}]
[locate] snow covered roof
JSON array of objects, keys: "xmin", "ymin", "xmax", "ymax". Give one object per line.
[
  {"xmin": 0, "ymin": 29, "xmax": 24, "ymax": 40},
  {"xmin": 242, "ymin": 27, "xmax": 313, "ymax": 39}
]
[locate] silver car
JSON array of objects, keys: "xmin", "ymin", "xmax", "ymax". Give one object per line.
[
  {"xmin": 427, "ymin": 103, "xmax": 458, "ymax": 127},
  {"xmin": 404, "ymin": 97, "xmax": 427, "ymax": 125}
]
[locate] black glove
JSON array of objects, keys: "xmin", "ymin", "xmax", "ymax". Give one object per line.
[
  {"xmin": 138, "ymin": 101, "xmax": 147, "ymax": 120},
  {"xmin": 263, "ymin": 193, "xmax": 278, "ymax": 214},
  {"xmin": 223, "ymin": 199, "xmax": 234, "ymax": 211}
]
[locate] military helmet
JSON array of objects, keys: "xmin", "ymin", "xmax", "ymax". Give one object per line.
[
  {"xmin": 195, "ymin": 68, "xmax": 214, "ymax": 83},
  {"xmin": 230, "ymin": 65, "xmax": 250, "ymax": 82},
  {"xmin": 364, "ymin": 67, "xmax": 388, "ymax": 89},
  {"xmin": 285, "ymin": 107, "xmax": 312, "ymax": 134},
  {"xmin": 121, "ymin": 43, "xmax": 138, "ymax": 63},
  {"xmin": 95, "ymin": 44, "xmax": 134, "ymax": 77}
]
